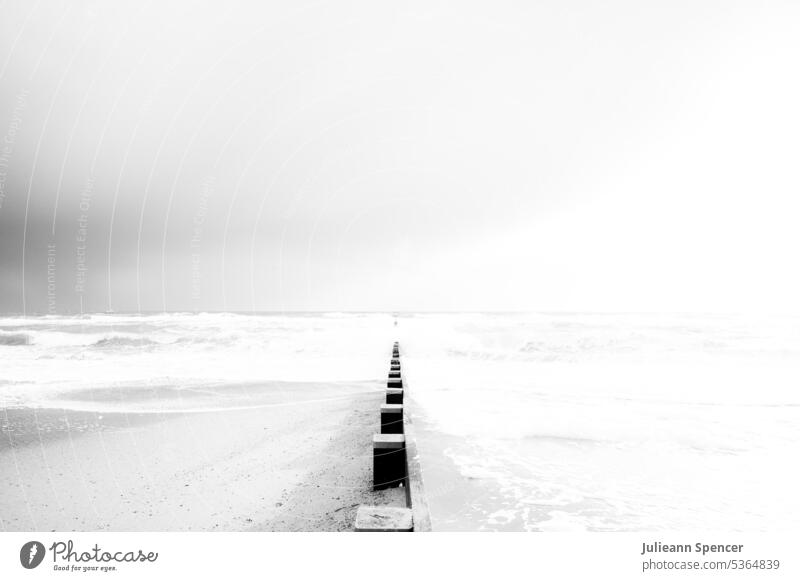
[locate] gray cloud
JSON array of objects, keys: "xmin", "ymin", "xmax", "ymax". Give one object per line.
[{"xmin": 1, "ymin": 0, "xmax": 799, "ymax": 313}]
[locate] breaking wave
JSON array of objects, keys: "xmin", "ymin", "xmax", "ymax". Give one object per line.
[
  {"xmin": 90, "ymin": 335, "xmax": 159, "ymax": 349},
  {"xmin": 0, "ymin": 332, "xmax": 32, "ymax": 346}
]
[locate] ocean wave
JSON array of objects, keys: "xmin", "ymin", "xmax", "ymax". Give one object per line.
[
  {"xmin": 446, "ymin": 348, "xmax": 503, "ymax": 360},
  {"xmin": 90, "ymin": 335, "xmax": 159, "ymax": 349},
  {"xmin": 0, "ymin": 332, "xmax": 32, "ymax": 346}
]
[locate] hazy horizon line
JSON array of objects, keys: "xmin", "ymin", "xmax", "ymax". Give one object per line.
[{"xmin": 3, "ymin": 309, "xmax": 799, "ymax": 317}]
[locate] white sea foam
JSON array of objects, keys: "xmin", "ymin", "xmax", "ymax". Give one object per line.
[{"xmin": 399, "ymin": 313, "xmax": 800, "ymax": 531}]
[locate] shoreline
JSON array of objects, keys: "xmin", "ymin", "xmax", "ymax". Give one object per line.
[{"xmin": 0, "ymin": 382, "xmax": 399, "ymax": 532}]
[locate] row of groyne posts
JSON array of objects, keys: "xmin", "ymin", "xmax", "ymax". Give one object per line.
[{"xmin": 354, "ymin": 342, "xmax": 432, "ymax": 532}]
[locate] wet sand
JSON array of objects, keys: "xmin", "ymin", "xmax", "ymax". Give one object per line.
[{"xmin": 0, "ymin": 381, "xmax": 402, "ymax": 531}]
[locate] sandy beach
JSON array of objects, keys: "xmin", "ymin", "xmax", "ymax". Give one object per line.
[{"xmin": 0, "ymin": 380, "xmax": 401, "ymax": 531}]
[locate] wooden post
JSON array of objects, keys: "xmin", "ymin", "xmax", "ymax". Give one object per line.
[
  {"xmin": 387, "ymin": 378, "xmax": 403, "ymax": 389},
  {"xmin": 386, "ymin": 388, "xmax": 403, "ymax": 405},
  {"xmin": 354, "ymin": 506, "xmax": 413, "ymax": 532},
  {"xmin": 380, "ymin": 403, "xmax": 404, "ymax": 434},
  {"xmin": 373, "ymin": 434, "xmax": 406, "ymax": 490}
]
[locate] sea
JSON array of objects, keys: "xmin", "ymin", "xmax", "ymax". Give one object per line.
[{"xmin": 2, "ymin": 311, "xmax": 799, "ymax": 531}]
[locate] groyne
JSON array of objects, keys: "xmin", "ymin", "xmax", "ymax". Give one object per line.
[{"xmin": 354, "ymin": 342, "xmax": 431, "ymax": 532}]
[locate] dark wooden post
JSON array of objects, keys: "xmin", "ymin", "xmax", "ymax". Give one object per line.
[
  {"xmin": 386, "ymin": 388, "xmax": 403, "ymax": 405},
  {"xmin": 373, "ymin": 434, "xmax": 406, "ymax": 490},
  {"xmin": 380, "ymin": 403, "xmax": 404, "ymax": 434}
]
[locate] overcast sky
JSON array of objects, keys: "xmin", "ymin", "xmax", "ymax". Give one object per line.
[{"xmin": 1, "ymin": 0, "xmax": 799, "ymax": 314}]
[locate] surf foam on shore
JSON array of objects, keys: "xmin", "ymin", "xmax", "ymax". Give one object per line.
[{"xmin": 399, "ymin": 312, "xmax": 800, "ymax": 531}]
